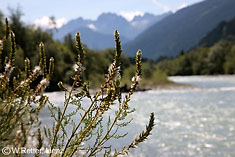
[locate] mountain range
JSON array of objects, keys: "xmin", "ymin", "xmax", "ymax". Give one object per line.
[
  {"xmin": 52, "ymin": 12, "xmax": 171, "ymax": 50},
  {"xmin": 123, "ymin": 0, "xmax": 235, "ymax": 59}
]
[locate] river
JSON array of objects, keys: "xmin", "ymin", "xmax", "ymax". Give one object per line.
[{"xmin": 42, "ymin": 75, "xmax": 235, "ymax": 157}]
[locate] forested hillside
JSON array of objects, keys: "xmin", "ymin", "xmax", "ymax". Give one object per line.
[
  {"xmin": 124, "ymin": 0, "xmax": 235, "ymax": 59},
  {"xmin": 199, "ymin": 17, "xmax": 235, "ymax": 46},
  {"xmin": 156, "ymin": 17, "xmax": 235, "ymax": 75}
]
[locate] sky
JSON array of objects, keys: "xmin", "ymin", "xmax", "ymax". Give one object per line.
[{"xmin": 0, "ymin": 0, "xmax": 204, "ymax": 29}]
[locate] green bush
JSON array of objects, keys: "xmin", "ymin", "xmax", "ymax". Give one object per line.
[
  {"xmin": 0, "ymin": 19, "xmax": 54, "ymax": 149},
  {"xmin": 0, "ymin": 19, "xmax": 154, "ymax": 156}
]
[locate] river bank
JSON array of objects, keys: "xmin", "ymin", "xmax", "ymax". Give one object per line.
[{"xmin": 62, "ymin": 77, "xmax": 197, "ymax": 94}]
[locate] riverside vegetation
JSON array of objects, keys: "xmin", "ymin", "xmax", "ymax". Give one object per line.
[
  {"xmin": 156, "ymin": 17, "xmax": 235, "ymax": 76},
  {"xmin": 0, "ymin": 18, "xmax": 155, "ymax": 156},
  {"xmin": 1, "ymin": 9, "xmax": 235, "ymax": 89},
  {"xmin": 156, "ymin": 40, "xmax": 235, "ymax": 75},
  {"xmin": 0, "ymin": 10, "xmax": 171, "ymax": 92}
]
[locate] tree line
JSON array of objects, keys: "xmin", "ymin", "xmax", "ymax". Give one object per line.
[
  {"xmin": 0, "ymin": 9, "xmax": 169, "ymax": 91},
  {"xmin": 156, "ymin": 40, "xmax": 235, "ymax": 75}
]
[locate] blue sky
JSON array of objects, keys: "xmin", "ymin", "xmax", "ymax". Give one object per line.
[{"xmin": 1, "ymin": 0, "xmax": 204, "ymax": 28}]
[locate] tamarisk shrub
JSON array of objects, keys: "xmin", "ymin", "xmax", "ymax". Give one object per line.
[{"xmin": 0, "ymin": 19, "xmax": 154, "ymax": 156}]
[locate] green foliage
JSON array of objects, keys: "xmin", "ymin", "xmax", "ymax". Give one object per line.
[
  {"xmin": 44, "ymin": 31, "xmax": 154, "ymax": 156},
  {"xmin": 155, "ymin": 17, "xmax": 235, "ymax": 76},
  {"xmin": 0, "ymin": 10, "xmax": 171, "ymax": 91},
  {"xmin": 122, "ymin": 61, "xmax": 171, "ymax": 88},
  {"xmin": 0, "ymin": 19, "xmax": 155, "ymax": 156},
  {"xmin": 0, "ymin": 19, "xmax": 54, "ymax": 152},
  {"xmin": 157, "ymin": 40, "xmax": 235, "ymax": 75},
  {"xmin": 224, "ymin": 45, "xmax": 235, "ymax": 74},
  {"xmin": 114, "ymin": 113, "xmax": 155, "ymax": 156}
]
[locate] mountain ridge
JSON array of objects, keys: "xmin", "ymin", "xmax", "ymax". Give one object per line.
[
  {"xmin": 123, "ymin": 0, "xmax": 235, "ymax": 59},
  {"xmin": 52, "ymin": 12, "xmax": 171, "ymax": 50}
]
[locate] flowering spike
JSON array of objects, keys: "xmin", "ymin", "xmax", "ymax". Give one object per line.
[
  {"xmin": 114, "ymin": 30, "xmax": 122, "ymax": 67},
  {"xmin": 0, "ymin": 40, "xmax": 3, "ymax": 67},
  {"xmin": 35, "ymin": 78, "xmax": 49, "ymax": 95},
  {"xmin": 36, "ymin": 128, "xmax": 43, "ymax": 152},
  {"xmin": 39, "ymin": 42, "xmax": 47, "ymax": 77},
  {"xmin": 24, "ymin": 57, "xmax": 31, "ymax": 78},
  {"xmin": 104, "ymin": 30, "xmax": 123, "ymax": 85},
  {"xmin": 136, "ymin": 50, "xmax": 142, "ymax": 77},
  {"xmin": 75, "ymin": 33, "xmax": 85, "ymax": 65},
  {"xmin": 13, "ymin": 76, "xmax": 17, "ymax": 89},
  {"xmin": 115, "ymin": 112, "xmax": 155, "ymax": 155},
  {"xmin": 5, "ymin": 62, "xmax": 14, "ymax": 77},
  {"xmin": 16, "ymin": 66, "xmax": 41, "ymax": 90},
  {"xmin": 10, "ymin": 31, "xmax": 16, "ymax": 64},
  {"xmin": 48, "ymin": 57, "xmax": 54, "ymax": 79},
  {"xmin": 5, "ymin": 18, "xmax": 10, "ymax": 39},
  {"xmin": 122, "ymin": 50, "xmax": 142, "ymax": 110}
]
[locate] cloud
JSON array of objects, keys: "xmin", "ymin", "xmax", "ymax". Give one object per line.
[
  {"xmin": 34, "ymin": 16, "xmax": 67, "ymax": 29},
  {"xmin": 177, "ymin": 3, "xmax": 188, "ymax": 10},
  {"xmin": 56, "ymin": 18, "xmax": 67, "ymax": 28},
  {"xmin": 151, "ymin": 0, "xmax": 171, "ymax": 12},
  {"xmin": 119, "ymin": 11, "xmax": 144, "ymax": 21},
  {"xmin": 87, "ymin": 24, "xmax": 96, "ymax": 30}
]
